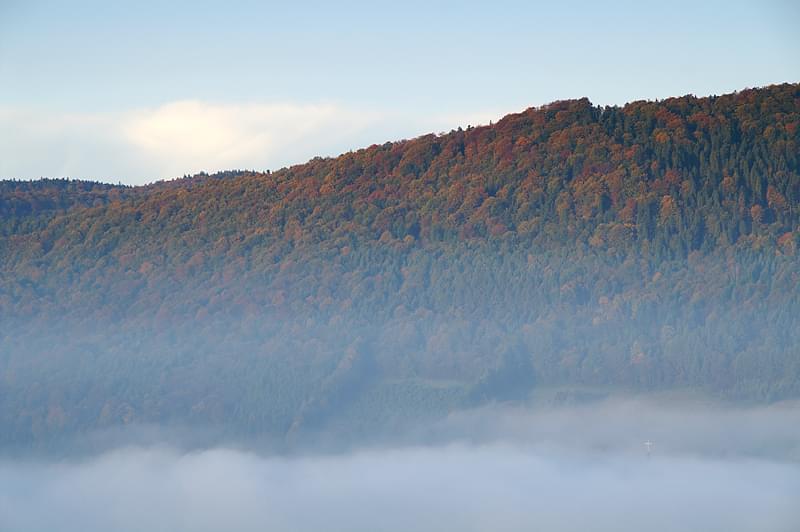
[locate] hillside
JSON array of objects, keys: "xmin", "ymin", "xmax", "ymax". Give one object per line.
[{"xmin": 1, "ymin": 83, "xmax": 799, "ymax": 448}]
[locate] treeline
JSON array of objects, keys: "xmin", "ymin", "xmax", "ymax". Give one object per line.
[{"xmin": 0, "ymin": 83, "xmax": 798, "ymax": 448}]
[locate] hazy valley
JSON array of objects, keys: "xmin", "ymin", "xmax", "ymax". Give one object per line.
[{"xmin": 2, "ymin": 81, "xmax": 799, "ymax": 530}]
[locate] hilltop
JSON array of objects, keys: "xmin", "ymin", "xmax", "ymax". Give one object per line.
[{"xmin": 1, "ymin": 83, "xmax": 799, "ymax": 448}]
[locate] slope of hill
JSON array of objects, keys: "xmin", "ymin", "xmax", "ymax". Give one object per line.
[{"xmin": 1, "ymin": 83, "xmax": 799, "ymax": 448}]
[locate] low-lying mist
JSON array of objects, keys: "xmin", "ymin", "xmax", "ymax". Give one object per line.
[{"xmin": 1, "ymin": 399, "xmax": 798, "ymax": 532}]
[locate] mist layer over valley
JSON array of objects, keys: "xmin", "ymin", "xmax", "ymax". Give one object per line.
[{"xmin": 2, "ymin": 400, "xmax": 799, "ymax": 532}]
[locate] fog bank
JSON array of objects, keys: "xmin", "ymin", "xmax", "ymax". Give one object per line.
[
  {"xmin": 2, "ymin": 400, "xmax": 799, "ymax": 532},
  {"xmin": 2, "ymin": 445, "xmax": 798, "ymax": 532}
]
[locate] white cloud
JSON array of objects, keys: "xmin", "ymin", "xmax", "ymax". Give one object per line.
[
  {"xmin": 120, "ymin": 101, "xmax": 381, "ymax": 178},
  {"xmin": 0, "ymin": 102, "xmax": 500, "ymax": 185}
]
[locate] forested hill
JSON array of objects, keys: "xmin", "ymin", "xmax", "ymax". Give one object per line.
[{"xmin": 1, "ymin": 83, "xmax": 799, "ymax": 448}]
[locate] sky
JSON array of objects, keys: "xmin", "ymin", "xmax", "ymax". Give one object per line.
[{"xmin": 1, "ymin": 0, "xmax": 798, "ymax": 185}]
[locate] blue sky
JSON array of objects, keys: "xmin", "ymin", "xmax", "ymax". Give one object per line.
[{"xmin": 1, "ymin": 0, "xmax": 798, "ymax": 184}]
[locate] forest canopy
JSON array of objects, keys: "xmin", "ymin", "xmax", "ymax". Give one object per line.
[{"xmin": 1, "ymin": 83, "xmax": 798, "ymax": 449}]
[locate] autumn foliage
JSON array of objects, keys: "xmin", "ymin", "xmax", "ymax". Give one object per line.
[{"xmin": 1, "ymin": 83, "xmax": 798, "ymax": 446}]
